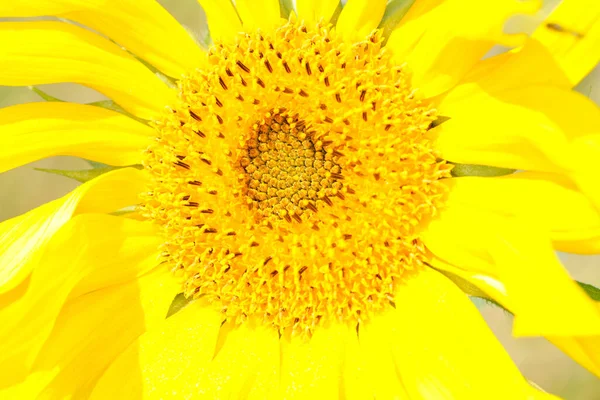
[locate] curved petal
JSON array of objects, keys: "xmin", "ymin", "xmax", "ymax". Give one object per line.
[
  {"xmin": 433, "ymin": 84, "xmax": 600, "ymax": 173},
  {"xmin": 89, "ymin": 302, "xmax": 223, "ymax": 399},
  {"xmin": 296, "ymin": 0, "xmax": 340, "ymax": 25},
  {"xmin": 335, "ymin": 0, "xmax": 387, "ymax": 41},
  {"xmin": 532, "ymin": 0, "xmax": 600, "ymax": 88},
  {"xmin": 194, "ymin": 321, "xmax": 280, "ymax": 399},
  {"xmin": 279, "ymin": 324, "xmax": 345, "ymax": 399},
  {"xmin": 422, "ymin": 200, "xmax": 600, "ymax": 337},
  {"xmin": 430, "ymin": 255, "xmax": 600, "ymax": 380},
  {"xmin": 0, "ymin": 214, "xmax": 162, "ymax": 388},
  {"xmin": 1, "ymin": 268, "xmax": 179, "ymax": 399},
  {"xmin": 0, "ymin": 102, "xmax": 152, "ymax": 174},
  {"xmin": 0, "ymin": 22, "xmax": 176, "ymax": 120},
  {"xmin": 235, "ymin": 0, "xmax": 281, "ymax": 31},
  {"xmin": 0, "ymin": 0, "xmax": 206, "ymax": 78},
  {"xmin": 446, "ymin": 172, "xmax": 600, "ymax": 254},
  {"xmin": 0, "ymin": 167, "xmax": 149, "ymax": 294},
  {"xmin": 386, "ymin": 0, "xmax": 540, "ymax": 97},
  {"xmin": 196, "ymin": 0, "xmax": 242, "ymax": 43},
  {"xmin": 390, "ymin": 267, "xmax": 556, "ymax": 399}
]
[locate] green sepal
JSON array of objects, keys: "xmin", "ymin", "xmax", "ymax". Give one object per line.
[
  {"xmin": 279, "ymin": 0, "xmax": 294, "ymax": 18},
  {"xmin": 166, "ymin": 293, "xmax": 194, "ymax": 318},
  {"xmin": 578, "ymin": 281, "xmax": 600, "ymax": 301},
  {"xmin": 35, "ymin": 162, "xmax": 142, "ymax": 183},
  {"xmin": 450, "ymin": 163, "xmax": 516, "ymax": 178},
  {"xmin": 28, "ymin": 86, "xmax": 64, "ymax": 102},
  {"xmin": 379, "ymin": 0, "xmax": 416, "ymax": 42}
]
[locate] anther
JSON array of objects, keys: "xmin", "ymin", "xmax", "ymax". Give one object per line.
[{"xmin": 189, "ymin": 110, "xmax": 202, "ymax": 121}]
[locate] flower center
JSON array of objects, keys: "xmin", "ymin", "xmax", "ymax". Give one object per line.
[
  {"xmin": 242, "ymin": 110, "xmax": 342, "ymax": 221},
  {"xmin": 142, "ymin": 18, "xmax": 452, "ymax": 335}
]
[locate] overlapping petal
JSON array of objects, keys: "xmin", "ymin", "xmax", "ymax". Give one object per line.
[
  {"xmin": 0, "ymin": 168, "xmax": 148, "ymax": 294},
  {"xmin": 196, "ymin": 0, "xmax": 242, "ymax": 43},
  {"xmin": 235, "ymin": 0, "xmax": 281, "ymax": 31},
  {"xmin": 0, "ymin": 214, "xmax": 162, "ymax": 387},
  {"xmin": 0, "ymin": 0, "xmax": 206, "ymax": 78},
  {"xmin": 335, "ymin": 0, "xmax": 387, "ymax": 41},
  {"xmin": 296, "ymin": 0, "xmax": 340, "ymax": 25},
  {"xmin": 0, "ymin": 22, "xmax": 176, "ymax": 120},
  {"xmin": 0, "ymin": 102, "xmax": 152, "ymax": 174}
]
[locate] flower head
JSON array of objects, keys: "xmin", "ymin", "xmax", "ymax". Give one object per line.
[{"xmin": 0, "ymin": 0, "xmax": 600, "ymax": 398}]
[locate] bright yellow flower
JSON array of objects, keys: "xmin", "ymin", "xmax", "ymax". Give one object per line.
[{"xmin": 0, "ymin": 0, "xmax": 599, "ymax": 398}]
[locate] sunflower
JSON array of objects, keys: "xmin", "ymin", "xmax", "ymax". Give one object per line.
[{"xmin": 0, "ymin": 0, "xmax": 599, "ymax": 398}]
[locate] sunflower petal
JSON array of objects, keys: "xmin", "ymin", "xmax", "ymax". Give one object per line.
[
  {"xmin": 446, "ymin": 173, "xmax": 600, "ymax": 254},
  {"xmin": 197, "ymin": 321, "xmax": 280, "ymax": 399},
  {"xmin": 296, "ymin": 0, "xmax": 340, "ymax": 25},
  {"xmin": 235, "ymin": 0, "xmax": 281, "ymax": 31},
  {"xmin": 433, "ymin": 84, "xmax": 600, "ymax": 172},
  {"xmin": 549, "ymin": 335, "xmax": 600, "ymax": 378},
  {"xmin": 0, "ymin": 22, "xmax": 176, "ymax": 120},
  {"xmin": 532, "ymin": 0, "xmax": 600, "ymax": 88},
  {"xmin": 0, "ymin": 214, "xmax": 162, "ymax": 387},
  {"xmin": 390, "ymin": 268, "xmax": 556, "ymax": 399},
  {"xmin": 4, "ymin": 268, "xmax": 179, "ymax": 399},
  {"xmin": 335, "ymin": 0, "xmax": 387, "ymax": 41},
  {"xmin": 196, "ymin": 0, "xmax": 242, "ymax": 43},
  {"xmin": 0, "ymin": 168, "xmax": 148, "ymax": 294},
  {"xmin": 0, "ymin": 0, "xmax": 206, "ymax": 78},
  {"xmin": 0, "ymin": 102, "xmax": 152, "ymax": 174},
  {"xmin": 89, "ymin": 302, "xmax": 223, "ymax": 399},
  {"xmin": 279, "ymin": 324, "xmax": 345, "ymax": 399},
  {"xmin": 386, "ymin": 0, "xmax": 541, "ymax": 97},
  {"xmin": 422, "ymin": 202, "xmax": 600, "ymax": 337}
]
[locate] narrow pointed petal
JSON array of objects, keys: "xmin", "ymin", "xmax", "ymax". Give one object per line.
[
  {"xmin": 335, "ymin": 0, "xmax": 387, "ymax": 41},
  {"xmin": 196, "ymin": 0, "xmax": 243, "ymax": 43},
  {"xmin": 0, "ymin": 168, "xmax": 148, "ymax": 294},
  {"xmin": 296, "ymin": 0, "xmax": 340, "ymax": 25},
  {"xmin": 0, "ymin": 102, "xmax": 152, "ymax": 174},
  {"xmin": 0, "ymin": 22, "xmax": 176, "ymax": 120},
  {"xmin": 0, "ymin": 0, "xmax": 206, "ymax": 78},
  {"xmin": 235, "ymin": 0, "xmax": 281, "ymax": 31}
]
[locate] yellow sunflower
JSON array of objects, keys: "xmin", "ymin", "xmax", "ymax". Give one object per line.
[{"xmin": 1, "ymin": 0, "xmax": 600, "ymax": 398}]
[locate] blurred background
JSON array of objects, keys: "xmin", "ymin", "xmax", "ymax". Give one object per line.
[{"xmin": 0, "ymin": 0, "xmax": 599, "ymax": 398}]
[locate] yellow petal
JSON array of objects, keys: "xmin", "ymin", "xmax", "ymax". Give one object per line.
[
  {"xmin": 358, "ymin": 312, "xmax": 410, "ymax": 398},
  {"xmin": 335, "ymin": 0, "xmax": 387, "ymax": 41},
  {"xmin": 447, "ymin": 172, "xmax": 600, "ymax": 254},
  {"xmin": 0, "ymin": 167, "xmax": 148, "ymax": 294},
  {"xmin": 433, "ymin": 84, "xmax": 600, "ymax": 172},
  {"xmin": 90, "ymin": 302, "xmax": 223, "ymax": 399},
  {"xmin": 197, "ymin": 321, "xmax": 280, "ymax": 399},
  {"xmin": 459, "ymin": 39, "xmax": 573, "ymax": 91},
  {"xmin": 430, "ymin": 255, "xmax": 600, "ymax": 380},
  {"xmin": 386, "ymin": 0, "xmax": 541, "ymax": 97},
  {"xmin": 0, "ymin": 214, "xmax": 162, "ymax": 387},
  {"xmin": 0, "ymin": 0, "xmax": 206, "ymax": 78},
  {"xmin": 235, "ymin": 0, "xmax": 281, "ymax": 31},
  {"xmin": 0, "ymin": 22, "xmax": 176, "ymax": 120},
  {"xmin": 0, "ymin": 102, "xmax": 152, "ymax": 174},
  {"xmin": 549, "ymin": 335, "xmax": 600, "ymax": 378},
  {"xmin": 422, "ymin": 201, "xmax": 600, "ymax": 337},
  {"xmin": 390, "ymin": 268, "xmax": 556, "ymax": 399},
  {"xmin": 196, "ymin": 0, "xmax": 242, "ymax": 43},
  {"xmin": 279, "ymin": 324, "xmax": 345, "ymax": 399},
  {"xmin": 532, "ymin": 0, "xmax": 600, "ymax": 88},
  {"xmin": 6, "ymin": 268, "xmax": 179, "ymax": 399},
  {"xmin": 296, "ymin": 0, "xmax": 340, "ymax": 25}
]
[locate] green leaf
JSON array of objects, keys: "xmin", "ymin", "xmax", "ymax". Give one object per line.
[
  {"xmin": 35, "ymin": 166, "xmax": 123, "ymax": 183},
  {"xmin": 380, "ymin": 0, "xmax": 416, "ymax": 42},
  {"xmin": 578, "ymin": 281, "xmax": 600, "ymax": 301},
  {"xmin": 29, "ymin": 86, "xmax": 64, "ymax": 102},
  {"xmin": 451, "ymin": 163, "xmax": 516, "ymax": 177},
  {"xmin": 35, "ymin": 163, "xmax": 142, "ymax": 183},
  {"xmin": 166, "ymin": 293, "xmax": 194, "ymax": 318}
]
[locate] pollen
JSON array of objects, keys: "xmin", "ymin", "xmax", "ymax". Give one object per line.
[{"xmin": 141, "ymin": 18, "xmax": 452, "ymax": 335}]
